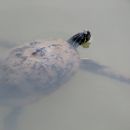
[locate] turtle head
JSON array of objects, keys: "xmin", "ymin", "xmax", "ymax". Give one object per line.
[{"xmin": 67, "ymin": 30, "xmax": 91, "ymax": 48}]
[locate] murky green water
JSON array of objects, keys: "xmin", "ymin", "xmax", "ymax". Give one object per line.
[{"xmin": 0, "ymin": 0, "xmax": 130, "ymax": 130}]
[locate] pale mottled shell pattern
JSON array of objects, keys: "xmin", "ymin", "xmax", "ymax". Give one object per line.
[{"xmin": 0, "ymin": 39, "xmax": 80, "ymax": 105}]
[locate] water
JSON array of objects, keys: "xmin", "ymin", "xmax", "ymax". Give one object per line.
[{"xmin": 0, "ymin": 0, "xmax": 130, "ymax": 130}]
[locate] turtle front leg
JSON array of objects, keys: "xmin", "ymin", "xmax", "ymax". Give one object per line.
[{"xmin": 4, "ymin": 107, "xmax": 23, "ymax": 130}]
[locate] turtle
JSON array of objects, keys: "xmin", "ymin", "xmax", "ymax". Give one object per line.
[
  {"xmin": 0, "ymin": 30, "xmax": 130, "ymax": 105},
  {"xmin": 0, "ymin": 30, "xmax": 91, "ymax": 106},
  {"xmin": 0, "ymin": 30, "xmax": 130, "ymax": 130}
]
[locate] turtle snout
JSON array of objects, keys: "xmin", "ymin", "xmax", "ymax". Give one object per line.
[{"xmin": 83, "ymin": 30, "xmax": 91, "ymax": 42}]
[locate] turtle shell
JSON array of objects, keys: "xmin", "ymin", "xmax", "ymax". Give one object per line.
[{"xmin": 0, "ymin": 39, "xmax": 80, "ymax": 105}]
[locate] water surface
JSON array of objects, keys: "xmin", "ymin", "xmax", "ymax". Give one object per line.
[{"xmin": 0, "ymin": 0, "xmax": 130, "ymax": 130}]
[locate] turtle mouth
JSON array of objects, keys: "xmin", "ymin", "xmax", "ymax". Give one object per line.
[{"xmin": 81, "ymin": 41, "xmax": 91, "ymax": 48}]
